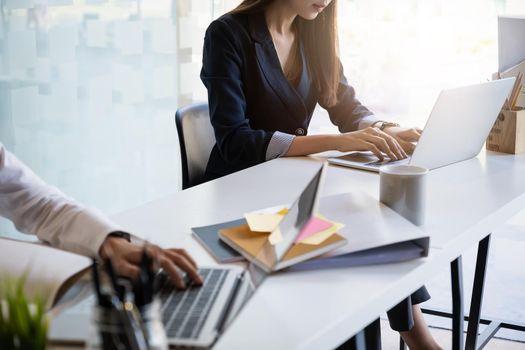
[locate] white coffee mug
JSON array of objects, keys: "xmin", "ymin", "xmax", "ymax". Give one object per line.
[{"xmin": 379, "ymin": 164, "xmax": 429, "ymax": 226}]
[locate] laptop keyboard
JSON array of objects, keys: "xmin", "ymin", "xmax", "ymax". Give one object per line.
[
  {"xmin": 365, "ymin": 157, "xmax": 410, "ymax": 168},
  {"xmin": 158, "ymin": 268, "xmax": 228, "ymax": 339}
]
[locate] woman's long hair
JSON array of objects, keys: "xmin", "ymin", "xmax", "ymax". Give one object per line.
[{"xmin": 230, "ymin": 0, "xmax": 340, "ymax": 107}]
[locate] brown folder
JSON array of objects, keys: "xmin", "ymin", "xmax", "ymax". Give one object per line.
[{"xmin": 219, "ymin": 223, "xmax": 346, "ymax": 271}]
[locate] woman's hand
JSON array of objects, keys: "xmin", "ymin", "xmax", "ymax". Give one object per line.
[
  {"xmin": 99, "ymin": 236, "xmax": 203, "ymax": 289},
  {"xmin": 336, "ymin": 127, "xmax": 408, "ymax": 161},
  {"xmin": 382, "ymin": 127, "xmax": 423, "ymax": 154}
]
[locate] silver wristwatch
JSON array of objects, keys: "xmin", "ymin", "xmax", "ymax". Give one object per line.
[{"xmin": 372, "ymin": 121, "xmax": 400, "ymax": 131}]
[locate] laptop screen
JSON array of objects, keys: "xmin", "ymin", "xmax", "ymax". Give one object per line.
[
  {"xmin": 240, "ymin": 162, "xmax": 326, "ymax": 298},
  {"xmin": 217, "ymin": 162, "xmax": 326, "ymax": 336}
]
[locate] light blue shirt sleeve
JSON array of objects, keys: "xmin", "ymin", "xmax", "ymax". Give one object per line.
[
  {"xmin": 358, "ymin": 114, "xmax": 382, "ymax": 129},
  {"xmin": 265, "ymin": 131, "xmax": 296, "ymax": 160}
]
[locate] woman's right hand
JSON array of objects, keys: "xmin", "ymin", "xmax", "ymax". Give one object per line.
[{"xmin": 335, "ymin": 127, "xmax": 408, "ymax": 161}]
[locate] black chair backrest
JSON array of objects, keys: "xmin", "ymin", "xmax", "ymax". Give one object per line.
[{"xmin": 175, "ymin": 102, "xmax": 215, "ymax": 189}]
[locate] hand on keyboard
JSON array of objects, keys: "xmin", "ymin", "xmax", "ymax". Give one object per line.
[
  {"xmin": 336, "ymin": 127, "xmax": 408, "ymax": 161},
  {"xmin": 100, "ymin": 237, "xmax": 204, "ymax": 289},
  {"xmin": 383, "ymin": 126, "xmax": 422, "ymax": 154}
]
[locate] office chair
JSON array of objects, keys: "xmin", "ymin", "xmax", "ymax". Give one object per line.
[{"xmin": 175, "ymin": 102, "xmax": 215, "ymax": 190}]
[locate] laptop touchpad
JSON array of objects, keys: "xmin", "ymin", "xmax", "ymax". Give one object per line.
[{"xmin": 335, "ymin": 152, "xmax": 379, "ymax": 163}]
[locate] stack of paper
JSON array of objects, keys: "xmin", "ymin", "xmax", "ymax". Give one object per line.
[
  {"xmin": 193, "ymin": 191, "xmax": 430, "ymax": 270},
  {"xmin": 191, "ymin": 206, "xmax": 345, "ymax": 266},
  {"xmin": 218, "ymin": 206, "xmax": 347, "ymax": 272}
]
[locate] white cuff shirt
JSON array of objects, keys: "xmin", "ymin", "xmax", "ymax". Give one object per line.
[{"xmin": 0, "ymin": 143, "xmax": 122, "ymax": 257}]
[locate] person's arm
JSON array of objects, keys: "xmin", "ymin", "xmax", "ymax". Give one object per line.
[
  {"xmin": 201, "ymin": 19, "xmax": 274, "ymax": 164},
  {"xmin": 0, "ymin": 144, "xmax": 120, "ymax": 257},
  {"xmin": 285, "ymin": 128, "xmax": 406, "ymax": 161},
  {"xmin": 320, "ymin": 60, "xmax": 376, "ymax": 132},
  {"xmin": 0, "ymin": 144, "xmax": 202, "ymax": 287},
  {"xmin": 285, "ymin": 60, "xmax": 418, "ymax": 160},
  {"xmin": 382, "ymin": 125, "xmax": 423, "ymax": 154}
]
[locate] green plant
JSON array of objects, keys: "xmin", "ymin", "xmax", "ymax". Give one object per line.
[{"xmin": 0, "ymin": 276, "xmax": 48, "ymax": 350}]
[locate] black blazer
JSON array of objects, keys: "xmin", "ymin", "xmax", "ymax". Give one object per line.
[{"xmin": 201, "ymin": 11, "xmax": 373, "ymax": 180}]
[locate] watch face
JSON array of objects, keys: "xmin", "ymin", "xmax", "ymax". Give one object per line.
[{"xmin": 381, "ymin": 122, "xmax": 399, "ymax": 130}]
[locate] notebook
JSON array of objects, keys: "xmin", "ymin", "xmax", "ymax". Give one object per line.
[
  {"xmin": 218, "ymin": 189, "xmax": 430, "ymax": 271},
  {"xmin": 192, "ymin": 219, "xmax": 245, "ymax": 263},
  {"xmin": 218, "ymin": 223, "xmax": 346, "ymax": 272},
  {"xmin": 214, "ymin": 162, "xmax": 348, "ymax": 273}
]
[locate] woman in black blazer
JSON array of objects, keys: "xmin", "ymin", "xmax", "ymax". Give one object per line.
[
  {"xmin": 201, "ymin": 1, "xmax": 441, "ymax": 348},
  {"xmin": 201, "ymin": 1, "xmax": 422, "ymax": 181}
]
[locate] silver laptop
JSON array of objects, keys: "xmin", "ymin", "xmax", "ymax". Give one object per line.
[
  {"xmin": 50, "ymin": 163, "xmax": 327, "ymax": 348},
  {"xmin": 327, "ymin": 78, "xmax": 515, "ymax": 172}
]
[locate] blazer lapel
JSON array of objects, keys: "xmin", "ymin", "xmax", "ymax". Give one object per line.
[
  {"xmin": 296, "ymin": 42, "xmax": 312, "ymax": 103},
  {"xmin": 249, "ymin": 12, "xmax": 309, "ymax": 125}
]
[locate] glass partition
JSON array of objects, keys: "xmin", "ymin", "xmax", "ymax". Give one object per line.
[{"xmin": 1, "ymin": 0, "xmax": 523, "ymax": 240}]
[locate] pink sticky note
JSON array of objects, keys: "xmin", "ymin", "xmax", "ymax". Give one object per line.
[{"xmin": 294, "ymin": 217, "xmax": 333, "ymax": 243}]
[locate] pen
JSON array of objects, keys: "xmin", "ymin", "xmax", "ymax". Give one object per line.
[
  {"xmin": 90, "ymin": 258, "xmax": 112, "ymax": 307},
  {"xmin": 134, "ymin": 246, "xmax": 155, "ymax": 307},
  {"xmin": 105, "ymin": 257, "xmax": 126, "ymax": 302},
  {"xmin": 108, "ymin": 293, "xmax": 149, "ymax": 350},
  {"xmin": 104, "ymin": 256, "xmax": 150, "ymax": 350}
]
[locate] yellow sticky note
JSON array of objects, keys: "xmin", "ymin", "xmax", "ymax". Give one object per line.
[
  {"xmin": 276, "ymin": 208, "xmax": 289, "ymax": 215},
  {"xmin": 268, "ymin": 227, "xmax": 283, "ymax": 245},
  {"xmin": 244, "ymin": 213, "xmax": 284, "ymax": 232},
  {"xmin": 299, "ymin": 222, "xmax": 345, "ymax": 245}
]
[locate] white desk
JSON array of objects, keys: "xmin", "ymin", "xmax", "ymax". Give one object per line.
[
  {"xmin": 317, "ymin": 150, "xmax": 525, "ymax": 251},
  {"xmin": 111, "ymin": 151, "xmax": 525, "ymax": 349}
]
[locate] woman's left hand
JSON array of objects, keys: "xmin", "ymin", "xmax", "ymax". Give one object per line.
[{"xmin": 382, "ymin": 127, "xmax": 423, "ymax": 154}]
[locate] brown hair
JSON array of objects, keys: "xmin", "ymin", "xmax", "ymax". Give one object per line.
[{"xmin": 230, "ymin": 0, "xmax": 340, "ymax": 107}]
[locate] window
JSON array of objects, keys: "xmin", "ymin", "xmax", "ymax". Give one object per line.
[
  {"xmin": 1, "ymin": 0, "xmax": 523, "ymax": 240},
  {"xmin": 0, "ymin": 1, "xmax": 219, "ymax": 239}
]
